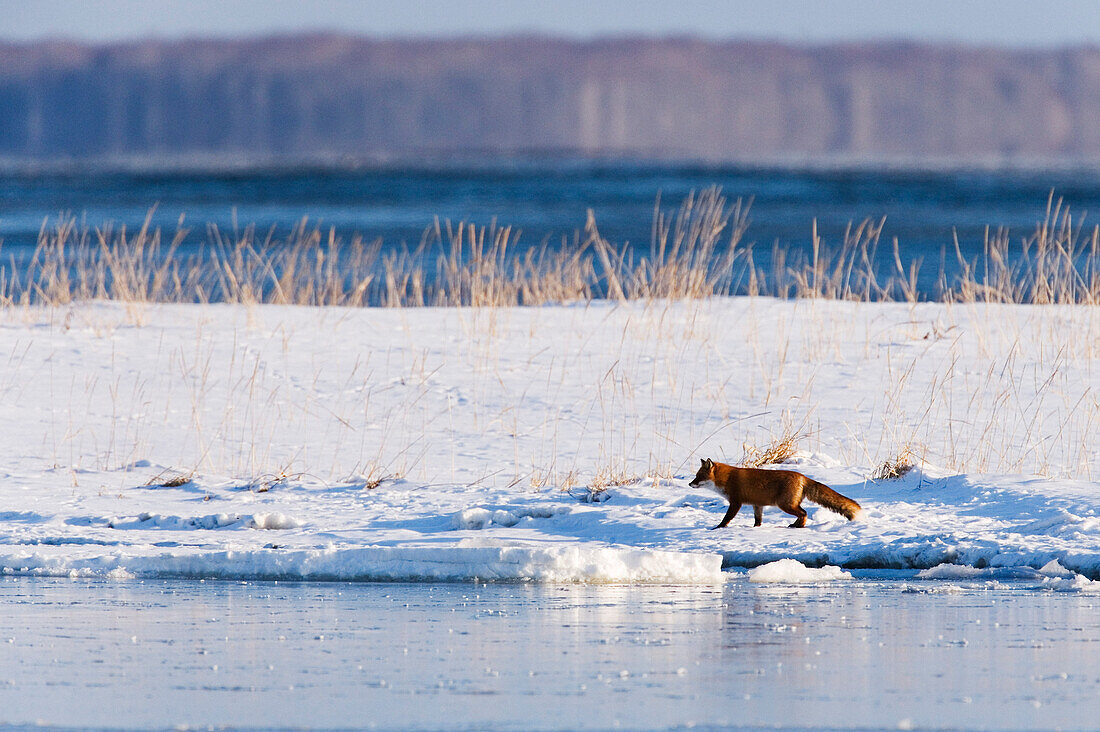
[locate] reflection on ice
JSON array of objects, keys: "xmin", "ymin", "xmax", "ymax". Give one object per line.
[{"xmin": 1, "ymin": 576, "xmax": 1098, "ymax": 730}]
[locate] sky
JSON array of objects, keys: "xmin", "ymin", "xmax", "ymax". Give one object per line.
[{"xmin": 3, "ymin": 0, "xmax": 1100, "ymax": 47}]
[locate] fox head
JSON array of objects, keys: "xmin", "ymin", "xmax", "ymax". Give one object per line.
[{"xmin": 689, "ymin": 458, "xmax": 715, "ymax": 487}]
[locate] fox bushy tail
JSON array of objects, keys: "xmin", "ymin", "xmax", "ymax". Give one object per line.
[{"xmin": 804, "ymin": 481, "xmax": 861, "ymax": 520}]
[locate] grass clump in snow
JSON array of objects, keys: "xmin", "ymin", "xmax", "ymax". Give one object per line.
[
  {"xmin": 144, "ymin": 470, "xmax": 194, "ymax": 488},
  {"xmin": 740, "ymin": 433, "xmax": 802, "ymax": 467},
  {"xmin": 871, "ymin": 448, "xmax": 917, "ymax": 481}
]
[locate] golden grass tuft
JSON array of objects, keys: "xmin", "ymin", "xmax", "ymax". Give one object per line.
[
  {"xmin": 871, "ymin": 448, "xmax": 917, "ymax": 481},
  {"xmin": 361, "ymin": 469, "xmax": 401, "ymax": 491},
  {"xmin": 144, "ymin": 470, "xmax": 194, "ymax": 488},
  {"xmin": 739, "ymin": 433, "xmax": 801, "ymax": 467}
]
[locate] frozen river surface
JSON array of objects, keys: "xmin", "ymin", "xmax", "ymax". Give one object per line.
[{"xmin": 1, "ymin": 576, "xmax": 1098, "ymax": 730}]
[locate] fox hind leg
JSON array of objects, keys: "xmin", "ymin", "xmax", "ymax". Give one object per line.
[
  {"xmin": 753, "ymin": 505, "xmax": 763, "ymax": 527},
  {"xmin": 712, "ymin": 502, "xmax": 741, "ymax": 529},
  {"xmin": 779, "ymin": 500, "xmax": 807, "ymax": 528}
]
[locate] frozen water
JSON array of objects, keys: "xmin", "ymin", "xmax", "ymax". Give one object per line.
[{"xmin": 1, "ymin": 575, "xmax": 1099, "ymax": 730}]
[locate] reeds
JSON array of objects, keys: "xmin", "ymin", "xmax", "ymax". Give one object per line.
[
  {"xmin": 949, "ymin": 195, "xmax": 1100, "ymax": 305},
  {"xmin": 870, "ymin": 447, "xmax": 916, "ymax": 481},
  {"xmin": 740, "ymin": 433, "xmax": 802, "ymax": 467},
  {"xmin": 6, "ymin": 188, "xmax": 1098, "ymax": 309}
]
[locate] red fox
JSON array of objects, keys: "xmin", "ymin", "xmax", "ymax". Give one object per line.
[{"xmin": 689, "ymin": 458, "xmax": 861, "ymax": 529}]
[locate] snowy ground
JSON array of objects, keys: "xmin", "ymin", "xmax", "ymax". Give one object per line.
[{"xmin": 0, "ymin": 298, "xmax": 1096, "ymax": 583}]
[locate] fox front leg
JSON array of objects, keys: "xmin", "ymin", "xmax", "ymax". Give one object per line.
[
  {"xmin": 753, "ymin": 505, "xmax": 763, "ymax": 527},
  {"xmin": 711, "ymin": 502, "xmax": 741, "ymax": 529}
]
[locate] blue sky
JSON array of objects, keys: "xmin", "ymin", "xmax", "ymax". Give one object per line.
[{"xmin": 3, "ymin": 0, "xmax": 1100, "ymax": 46}]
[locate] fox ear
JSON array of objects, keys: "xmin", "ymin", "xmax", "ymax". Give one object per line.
[
  {"xmin": 703, "ymin": 458, "xmax": 713, "ymax": 469},
  {"xmin": 699, "ymin": 458, "xmax": 706, "ymax": 467}
]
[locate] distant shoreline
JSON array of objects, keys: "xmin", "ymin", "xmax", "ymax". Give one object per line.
[
  {"xmin": 4, "ymin": 35, "xmax": 1100, "ymax": 162},
  {"xmin": 6, "ymin": 154, "xmax": 1100, "ymax": 176}
]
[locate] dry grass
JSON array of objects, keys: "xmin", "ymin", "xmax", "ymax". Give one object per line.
[
  {"xmin": 739, "ymin": 432, "xmax": 802, "ymax": 467},
  {"xmin": 871, "ymin": 447, "xmax": 917, "ymax": 481},
  {"xmin": 949, "ymin": 195, "xmax": 1100, "ymax": 305},
  {"xmin": 0, "ymin": 188, "xmax": 747, "ymax": 309},
  {"xmin": 5, "ymin": 189, "xmax": 1099, "ymax": 311},
  {"xmin": 357, "ymin": 467, "xmax": 402, "ymax": 491},
  {"xmin": 144, "ymin": 471, "xmax": 194, "ymax": 488},
  {"xmin": 588, "ymin": 466, "xmax": 639, "ymax": 491},
  {"xmin": 243, "ymin": 469, "xmax": 300, "ymax": 493}
]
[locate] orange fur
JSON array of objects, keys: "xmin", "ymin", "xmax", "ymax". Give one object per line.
[{"xmin": 689, "ymin": 458, "xmax": 861, "ymax": 529}]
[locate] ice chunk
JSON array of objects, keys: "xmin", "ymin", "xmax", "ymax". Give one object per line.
[
  {"xmin": 1037, "ymin": 559, "xmax": 1074, "ymax": 577},
  {"xmin": 1040, "ymin": 574, "xmax": 1100, "ymax": 592},
  {"xmin": 748, "ymin": 559, "xmax": 852, "ymax": 583},
  {"xmin": 917, "ymin": 564, "xmax": 985, "ymax": 580}
]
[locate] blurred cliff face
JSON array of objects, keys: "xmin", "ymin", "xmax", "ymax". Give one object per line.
[{"xmin": 0, "ymin": 35, "xmax": 1096, "ymax": 162}]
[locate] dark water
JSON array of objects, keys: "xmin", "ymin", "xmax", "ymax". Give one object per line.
[
  {"xmin": 2, "ymin": 575, "xmax": 1098, "ymax": 730},
  {"xmin": 2, "ymin": 161, "xmax": 1099, "ymax": 297}
]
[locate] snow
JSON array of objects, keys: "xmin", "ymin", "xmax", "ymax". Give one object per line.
[
  {"xmin": 451, "ymin": 505, "xmax": 567, "ymax": 530},
  {"xmin": 0, "ymin": 298, "xmax": 1096, "ymax": 583},
  {"xmin": 747, "ymin": 558, "xmax": 852, "ymax": 582},
  {"xmin": 2, "ymin": 543, "xmax": 722, "ymax": 583},
  {"xmin": 915, "ymin": 558, "xmax": 1100, "ymax": 591}
]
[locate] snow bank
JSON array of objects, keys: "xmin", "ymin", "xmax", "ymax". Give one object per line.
[
  {"xmin": 451, "ymin": 505, "xmax": 569, "ymax": 530},
  {"xmin": 916, "ymin": 560, "xmax": 1100, "ymax": 592},
  {"xmin": 0, "ymin": 544, "xmax": 724, "ymax": 584},
  {"xmin": 748, "ymin": 559, "xmax": 852, "ymax": 583},
  {"xmin": 1039, "ymin": 574, "xmax": 1100, "ymax": 592},
  {"xmin": 1, "ymin": 300, "xmax": 1098, "ymax": 585},
  {"xmin": 106, "ymin": 512, "xmax": 300, "ymax": 530},
  {"xmin": 249, "ymin": 512, "xmax": 300, "ymax": 530},
  {"xmin": 918, "ymin": 559, "xmax": 1075, "ymax": 580}
]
